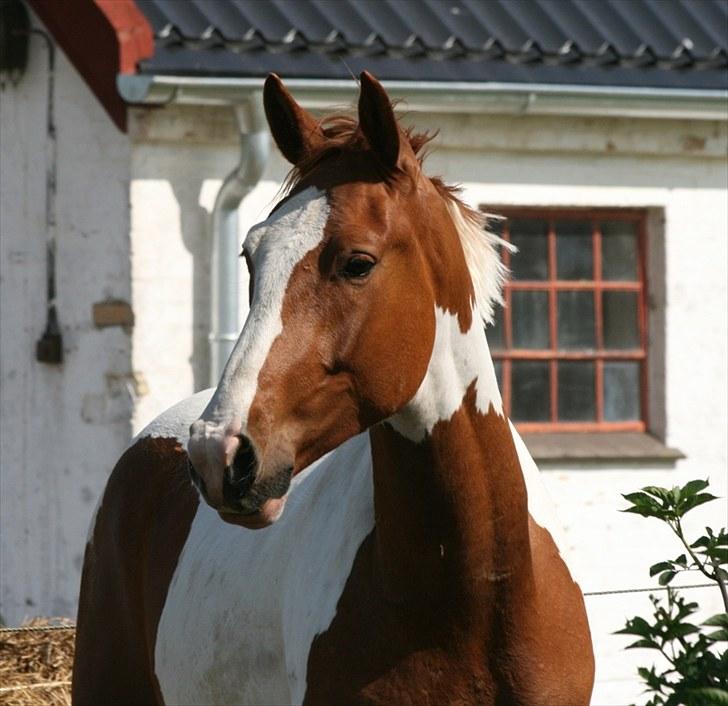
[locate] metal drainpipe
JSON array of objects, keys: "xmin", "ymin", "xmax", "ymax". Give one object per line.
[{"xmin": 209, "ymin": 94, "xmax": 269, "ymax": 386}]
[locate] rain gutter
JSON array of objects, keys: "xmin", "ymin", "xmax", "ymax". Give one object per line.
[
  {"xmin": 209, "ymin": 95, "xmax": 269, "ymax": 385},
  {"xmin": 118, "ymin": 74, "xmax": 728, "ymax": 121}
]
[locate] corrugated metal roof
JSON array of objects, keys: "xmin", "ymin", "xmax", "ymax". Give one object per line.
[{"xmin": 135, "ymin": 0, "xmax": 728, "ymax": 89}]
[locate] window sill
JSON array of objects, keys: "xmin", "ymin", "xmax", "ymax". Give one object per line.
[{"xmin": 522, "ymin": 432, "xmax": 685, "ymax": 464}]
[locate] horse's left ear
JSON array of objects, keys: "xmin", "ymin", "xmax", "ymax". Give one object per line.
[
  {"xmin": 358, "ymin": 71, "xmax": 400, "ymax": 170},
  {"xmin": 264, "ymin": 73, "xmax": 324, "ymax": 165}
]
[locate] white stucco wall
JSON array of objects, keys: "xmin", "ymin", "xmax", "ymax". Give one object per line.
[
  {"xmin": 127, "ymin": 103, "xmax": 726, "ymax": 705},
  {"xmin": 0, "ymin": 21, "xmax": 133, "ymax": 625}
]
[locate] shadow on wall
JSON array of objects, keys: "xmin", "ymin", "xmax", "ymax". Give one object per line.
[
  {"xmin": 169, "ymin": 178, "xmax": 211, "ymax": 392},
  {"xmin": 131, "ymin": 141, "xmax": 288, "ymax": 398}
]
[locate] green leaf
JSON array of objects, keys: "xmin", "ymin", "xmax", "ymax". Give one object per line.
[
  {"xmin": 669, "ymin": 622, "xmax": 699, "ymax": 637},
  {"xmin": 641, "ymin": 486, "xmax": 672, "ymax": 502},
  {"xmin": 704, "ymin": 613, "xmax": 728, "ymax": 641},
  {"xmin": 616, "ymin": 616, "xmax": 653, "ymax": 637},
  {"xmin": 707, "ymin": 547, "xmax": 728, "ymax": 564},
  {"xmin": 658, "ymin": 570, "xmax": 676, "ymax": 586},
  {"xmin": 622, "ymin": 492, "xmax": 666, "ymax": 518},
  {"xmin": 682, "ymin": 493, "xmax": 719, "ymax": 513},
  {"xmin": 684, "ymin": 687, "xmax": 728, "ymax": 705},
  {"xmin": 681, "ymin": 479, "xmax": 710, "ymax": 496},
  {"xmin": 626, "ymin": 638, "xmax": 661, "ymax": 650},
  {"xmin": 651, "ymin": 561, "xmax": 675, "ymax": 577},
  {"xmin": 703, "ymin": 613, "xmax": 728, "ymax": 628}
]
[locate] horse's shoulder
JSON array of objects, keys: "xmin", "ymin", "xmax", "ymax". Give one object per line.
[
  {"xmin": 75, "ymin": 401, "xmax": 203, "ymax": 705},
  {"xmin": 88, "ymin": 391, "xmax": 211, "ymax": 551},
  {"xmin": 136, "ymin": 388, "xmax": 214, "ymax": 446}
]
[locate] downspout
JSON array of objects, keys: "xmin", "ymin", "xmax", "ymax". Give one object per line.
[{"xmin": 209, "ymin": 94, "xmax": 269, "ymax": 386}]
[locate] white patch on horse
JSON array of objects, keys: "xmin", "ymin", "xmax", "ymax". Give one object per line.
[
  {"xmin": 154, "ymin": 433, "xmax": 374, "ymax": 706},
  {"xmin": 197, "ymin": 187, "xmax": 329, "ymax": 428},
  {"xmin": 137, "ymin": 389, "xmax": 213, "ymax": 445},
  {"xmin": 510, "ymin": 421, "xmax": 570, "ymax": 559},
  {"xmin": 387, "ymin": 305, "xmax": 503, "ymax": 442}
]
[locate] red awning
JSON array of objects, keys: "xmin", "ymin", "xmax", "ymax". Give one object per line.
[{"xmin": 28, "ymin": 0, "xmax": 153, "ymax": 131}]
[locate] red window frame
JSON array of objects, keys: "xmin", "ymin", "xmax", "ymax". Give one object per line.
[{"xmin": 489, "ymin": 207, "xmax": 648, "ymax": 434}]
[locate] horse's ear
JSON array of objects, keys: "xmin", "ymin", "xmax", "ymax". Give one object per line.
[
  {"xmin": 358, "ymin": 71, "xmax": 400, "ymax": 170},
  {"xmin": 263, "ymin": 73, "xmax": 323, "ymax": 165}
]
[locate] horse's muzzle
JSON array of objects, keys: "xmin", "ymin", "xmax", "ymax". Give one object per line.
[{"xmin": 219, "ymin": 495, "xmax": 288, "ymax": 530}]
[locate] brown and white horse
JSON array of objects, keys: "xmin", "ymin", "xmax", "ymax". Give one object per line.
[{"xmin": 73, "ymin": 73, "xmax": 594, "ymax": 706}]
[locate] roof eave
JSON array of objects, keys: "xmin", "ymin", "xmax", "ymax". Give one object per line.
[{"xmin": 118, "ymin": 74, "xmax": 728, "ymax": 122}]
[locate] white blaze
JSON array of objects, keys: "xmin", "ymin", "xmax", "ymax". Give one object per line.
[{"xmin": 190, "ymin": 187, "xmax": 329, "ymax": 443}]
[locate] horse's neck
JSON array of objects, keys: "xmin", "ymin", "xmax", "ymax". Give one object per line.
[{"xmin": 371, "ymin": 308, "xmax": 534, "ymax": 609}]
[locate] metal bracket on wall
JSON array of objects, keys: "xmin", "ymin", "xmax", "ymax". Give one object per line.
[
  {"xmin": 24, "ymin": 24, "xmax": 63, "ymax": 364},
  {"xmin": 0, "ymin": 0, "xmax": 30, "ymax": 84}
]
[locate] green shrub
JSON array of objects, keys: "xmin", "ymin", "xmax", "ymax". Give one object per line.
[{"xmin": 618, "ymin": 479, "xmax": 728, "ymax": 706}]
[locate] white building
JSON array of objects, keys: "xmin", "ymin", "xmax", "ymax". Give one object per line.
[{"xmin": 1, "ymin": 1, "xmax": 726, "ymax": 703}]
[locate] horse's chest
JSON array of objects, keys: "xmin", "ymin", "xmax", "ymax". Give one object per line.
[
  {"xmin": 300, "ymin": 535, "xmax": 490, "ymax": 706},
  {"xmin": 154, "ymin": 435, "xmax": 375, "ymax": 706}
]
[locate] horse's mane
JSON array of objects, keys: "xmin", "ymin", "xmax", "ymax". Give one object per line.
[{"xmin": 283, "ymin": 112, "xmax": 512, "ymax": 325}]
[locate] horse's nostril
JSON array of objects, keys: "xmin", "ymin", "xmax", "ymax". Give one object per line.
[{"xmin": 222, "ymin": 436, "xmax": 257, "ymax": 505}]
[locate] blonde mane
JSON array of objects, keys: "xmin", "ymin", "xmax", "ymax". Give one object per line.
[{"xmin": 444, "ymin": 198, "xmax": 514, "ymax": 325}]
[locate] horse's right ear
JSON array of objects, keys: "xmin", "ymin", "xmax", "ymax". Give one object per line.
[{"xmin": 263, "ymin": 74, "xmax": 323, "ymax": 165}]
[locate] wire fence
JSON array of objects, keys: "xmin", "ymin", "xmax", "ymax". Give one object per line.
[{"xmin": 584, "ymin": 582, "xmax": 715, "ymax": 597}]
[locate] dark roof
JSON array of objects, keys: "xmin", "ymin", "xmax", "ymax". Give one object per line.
[{"xmin": 135, "ymin": 0, "xmax": 728, "ymax": 90}]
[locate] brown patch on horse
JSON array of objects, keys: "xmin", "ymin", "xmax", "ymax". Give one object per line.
[
  {"xmin": 72, "ymin": 437, "xmax": 198, "ymax": 705},
  {"xmin": 304, "ymin": 387, "xmax": 594, "ymax": 706}
]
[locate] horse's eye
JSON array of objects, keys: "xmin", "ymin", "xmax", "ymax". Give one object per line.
[{"xmin": 342, "ymin": 255, "xmax": 375, "ymax": 279}]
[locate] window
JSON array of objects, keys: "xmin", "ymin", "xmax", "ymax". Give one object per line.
[{"xmin": 488, "ymin": 209, "xmax": 647, "ymax": 433}]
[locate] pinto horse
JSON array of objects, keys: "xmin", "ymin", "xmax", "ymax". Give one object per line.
[{"xmin": 73, "ymin": 72, "xmax": 594, "ymax": 706}]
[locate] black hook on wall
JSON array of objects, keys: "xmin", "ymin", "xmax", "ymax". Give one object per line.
[{"xmin": 1, "ymin": 0, "xmax": 63, "ymax": 364}]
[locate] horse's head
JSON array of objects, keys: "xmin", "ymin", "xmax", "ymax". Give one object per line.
[{"xmin": 188, "ymin": 72, "xmax": 507, "ymax": 529}]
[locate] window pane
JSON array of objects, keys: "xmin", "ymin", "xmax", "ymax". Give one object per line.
[
  {"xmin": 602, "ymin": 221, "xmax": 638, "ymax": 281},
  {"xmin": 509, "ymin": 219, "xmax": 548, "ymax": 281},
  {"xmin": 487, "ymin": 307, "xmax": 504, "ymax": 350},
  {"xmin": 603, "ymin": 291, "xmax": 639, "ymax": 349},
  {"xmin": 512, "ymin": 290, "xmax": 549, "ymax": 349},
  {"xmin": 556, "ymin": 221, "xmax": 592, "ymax": 280},
  {"xmin": 557, "ymin": 291, "xmax": 595, "ymax": 349},
  {"xmin": 558, "ymin": 361, "xmax": 595, "ymax": 421},
  {"xmin": 488, "ymin": 215, "xmax": 505, "ymax": 239},
  {"xmin": 511, "ymin": 361, "xmax": 550, "ymax": 422},
  {"xmin": 604, "ymin": 362, "xmax": 641, "ymax": 421},
  {"xmin": 493, "ymin": 361, "xmax": 503, "ymax": 391}
]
